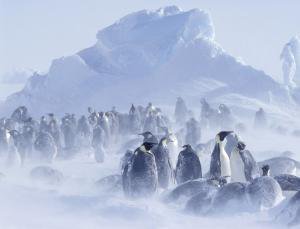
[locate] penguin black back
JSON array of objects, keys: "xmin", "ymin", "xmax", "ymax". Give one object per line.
[{"xmin": 175, "ymin": 145, "xmax": 202, "ymax": 184}]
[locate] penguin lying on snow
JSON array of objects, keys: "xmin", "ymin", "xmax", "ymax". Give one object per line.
[
  {"xmin": 258, "ymin": 157, "xmax": 300, "ymax": 176},
  {"xmin": 95, "ymin": 174, "xmax": 122, "ymax": 193},
  {"xmin": 246, "ymin": 165, "xmax": 283, "ymax": 211},
  {"xmin": 209, "ymin": 182, "xmax": 248, "ymax": 214},
  {"xmin": 164, "ymin": 179, "xmax": 217, "ymax": 203},
  {"xmin": 184, "ymin": 181, "xmax": 218, "ymax": 215},
  {"xmin": 30, "ymin": 166, "xmax": 63, "ymax": 185},
  {"xmin": 274, "ymin": 174, "xmax": 300, "ymax": 192},
  {"xmin": 175, "ymin": 144, "xmax": 202, "ymax": 184},
  {"xmin": 122, "ymin": 141, "xmax": 158, "ymax": 198},
  {"xmin": 209, "ymin": 131, "xmax": 233, "ymax": 183},
  {"xmin": 276, "ymin": 190, "xmax": 300, "ymax": 227}
]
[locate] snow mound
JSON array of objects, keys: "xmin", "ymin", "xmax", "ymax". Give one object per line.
[{"xmin": 2, "ymin": 6, "xmax": 298, "ymax": 119}]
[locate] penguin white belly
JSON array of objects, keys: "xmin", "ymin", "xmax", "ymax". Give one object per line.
[
  {"xmin": 220, "ymin": 149, "xmax": 231, "ymax": 182},
  {"xmin": 168, "ymin": 137, "xmax": 178, "ymax": 165},
  {"xmin": 230, "ymin": 150, "xmax": 246, "ymax": 183}
]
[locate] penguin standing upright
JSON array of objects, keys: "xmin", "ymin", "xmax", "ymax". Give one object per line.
[
  {"xmin": 0, "ymin": 126, "xmax": 9, "ymax": 155},
  {"xmin": 152, "ymin": 137, "xmax": 174, "ymax": 189},
  {"xmin": 9, "ymin": 130, "xmax": 27, "ymax": 165},
  {"xmin": 230, "ymin": 141, "xmax": 259, "ymax": 183},
  {"xmin": 175, "ymin": 144, "xmax": 202, "ymax": 184},
  {"xmin": 209, "ymin": 131, "xmax": 233, "ymax": 183},
  {"xmin": 34, "ymin": 131, "xmax": 57, "ymax": 163},
  {"xmin": 161, "ymin": 127, "xmax": 179, "ymax": 166},
  {"xmin": 92, "ymin": 124, "xmax": 106, "ymax": 163},
  {"xmin": 122, "ymin": 141, "xmax": 158, "ymax": 198}
]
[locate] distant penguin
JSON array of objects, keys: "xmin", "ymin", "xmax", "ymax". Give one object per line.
[
  {"xmin": 254, "ymin": 107, "xmax": 267, "ymax": 129},
  {"xmin": 92, "ymin": 125, "xmax": 106, "ymax": 163},
  {"xmin": 122, "ymin": 141, "xmax": 158, "ymax": 198},
  {"xmin": 160, "ymin": 127, "xmax": 179, "ymax": 166},
  {"xmin": 128, "ymin": 104, "xmax": 141, "ymax": 133},
  {"xmin": 143, "ymin": 112, "xmax": 158, "ymax": 134},
  {"xmin": 34, "ymin": 131, "xmax": 57, "ymax": 163},
  {"xmin": 0, "ymin": 126, "xmax": 10, "ymax": 155},
  {"xmin": 174, "ymin": 97, "xmax": 189, "ymax": 124},
  {"xmin": 138, "ymin": 131, "xmax": 159, "ymax": 144},
  {"xmin": 152, "ymin": 137, "xmax": 174, "ymax": 189},
  {"xmin": 230, "ymin": 141, "xmax": 259, "ymax": 183},
  {"xmin": 9, "ymin": 130, "xmax": 27, "ymax": 165},
  {"xmin": 209, "ymin": 131, "xmax": 233, "ymax": 183},
  {"xmin": 175, "ymin": 144, "xmax": 202, "ymax": 184},
  {"xmin": 185, "ymin": 118, "xmax": 201, "ymax": 147},
  {"xmin": 246, "ymin": 165, "xmax": 283, "ymax": 210},
  {"xmin": 274, "ymin": 174, "xmax": 300, "ymax": 192},
  {"xmin": 258, "ymin": 156, "xmax": 300, "ymax": 176}
]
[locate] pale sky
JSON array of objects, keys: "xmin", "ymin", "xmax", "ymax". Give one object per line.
[{"xmin": 1, "ymin": 0, "xmax": 299, "ymax": 82}]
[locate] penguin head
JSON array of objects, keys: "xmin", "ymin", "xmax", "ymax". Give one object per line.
[
  {"xmin": 88, "ymin": 107, "xmax": 93, "ymax": 114},
  {"xmin": 237, "ymin": 141, "xmax": 246, "ymax": 150},
  {"xmin": 262, "ymin": 164, "xmax": 270, "ymax": 176},
  {"xmin": 9, "ymin": 130, "xmax": 19, "ymax": 138},
  {"xmin": 142, "ymin": 142, "xmax": 157, "ymax": 151},
  {"xmin": 138, "ymin": 131, "xmax": 153, "ymax": 138},
  {"xmin": 218, "ymin": 177, "xmax": 228, "ymax": 187},
  {"xmin": 182, "ymin": 144, "xmax": 192, "ymax": 151},
  {"xmin": 215, "ymin": 131, "xmax": 233, "ymax": 143},
  {"xmin": 160, "ymin": 136, "xmax": 173, "ymax": 146}
]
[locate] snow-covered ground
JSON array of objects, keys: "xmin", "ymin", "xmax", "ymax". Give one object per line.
[{"xmin": 0, "ymin": 128, "xmax": 298, "ymax": 229}]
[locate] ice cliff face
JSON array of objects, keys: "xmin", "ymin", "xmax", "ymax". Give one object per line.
[{"xmin": 2, "ymin": 6, "xmax": 296, "ymax": 117}]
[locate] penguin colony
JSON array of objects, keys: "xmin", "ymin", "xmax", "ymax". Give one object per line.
[{"xmin": 0, "ymin": 98, "xmax": 300, "ymax": 227}]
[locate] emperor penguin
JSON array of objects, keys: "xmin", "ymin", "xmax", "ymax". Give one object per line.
[
  {"xmin": 209, "ymin": 131, "xmax": 233, "ymax": 183},
  {"xmin": 152, "ymin": 137, "xmax": 174, "ymax": 189},
  {"xmin": 34, "ymin": 131, "xmax": 58, "ymax": 163},
  {"xmin": 160, "ymin": 126, "xmax": 179, "ymax": 166},
  {"xmin": 122, "ymin": 141, "xmax": 158, "ymax": 198},
  {"xmin": 175, "ymin": 144, "xmax": 202, "ymax": 184},
  {"xmin": 230, "ymin": 141, "xmax": 259, "ymax": 183},
  {"xmin": 246, "ymin": 164, "xmax": 283, "ymax": 210}
]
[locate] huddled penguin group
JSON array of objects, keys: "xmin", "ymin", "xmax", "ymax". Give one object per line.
[{"xmin": 119, "ymin": 126, "xmax": 300, "ymax": 225}]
